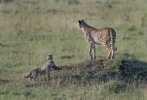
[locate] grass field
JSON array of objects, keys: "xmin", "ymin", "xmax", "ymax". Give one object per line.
[{"xmin": 0, "ymin": 0, "xmax": 147, "ymax": 100}]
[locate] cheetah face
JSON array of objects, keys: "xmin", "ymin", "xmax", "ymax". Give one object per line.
[{"xmin": 78, "ymin": 20, "xmax": 84, "ymax": 28}]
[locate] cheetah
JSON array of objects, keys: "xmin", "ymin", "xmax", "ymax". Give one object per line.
[
  {"xmin": 25, "ymin": 55, "xmax": 62, "ymax": 81},
  {"xmin": 77, "ymin": 20, "xmax": 117, "ymax": 60}
]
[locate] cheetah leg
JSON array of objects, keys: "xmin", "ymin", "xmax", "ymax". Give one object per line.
[
  {"xmin": 107, "ymin": 48, "xmax": 111, "ymax": 59},
  {"xmin": 89, "ymin": 45, "xmax": 93, "ymax": 60},
  {"xmin": 104, "ymin": 44, "xmax": 111, "ymax": 59},
  {"xmin": 30, "ymin": 71, "xmax": 37, "ymax": 81},
  {"xmin": 93, "ymin": 45, "xmax": 96, "ymax": 60},
  {"xmin": 46, "ymin": 67, "xmax": 50, "ymax": 81},
  {"xmin": 33, "ymin": 72, "xmax": 38, "ymax": 81},
  {"xmin": 89, "ymin": 47, "xmax": 93, "ymax": 60},
  {"xmin": 110, "ymin": 48, "xmax": 114, "ymax": 59}
]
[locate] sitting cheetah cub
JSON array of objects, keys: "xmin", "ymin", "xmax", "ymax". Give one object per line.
[{"xmin": 25, "ymin": 55, "xmax": 62, "ymax": 81}]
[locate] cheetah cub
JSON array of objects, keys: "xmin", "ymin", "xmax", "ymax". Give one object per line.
[{"xmin": 25, "ymin": 55, "xmax": 62, "ymax": 81}]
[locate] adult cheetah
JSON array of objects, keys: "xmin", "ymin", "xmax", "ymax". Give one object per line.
[{"xmin": 77, "ymin": 20, "xmax": 117, "ymax": 60}]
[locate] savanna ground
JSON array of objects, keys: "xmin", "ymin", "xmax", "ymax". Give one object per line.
[{"xmin": 0, "ymin": 0, "xmax": 147, "ymax": 100}]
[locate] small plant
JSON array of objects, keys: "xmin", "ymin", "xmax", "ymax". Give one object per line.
[
  {"xmin": 128, "ymin": 26, "xmax": 136, "ymax": 31},
  {"xmin": 68, "ymin": 0, "xmax": 79, "ymax": 5}
]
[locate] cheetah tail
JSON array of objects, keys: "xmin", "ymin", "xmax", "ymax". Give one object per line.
[
  {"xmin": 114, "ymin": 47, "xmax": 117, "ymax": 51},
  {"xmin": 110, "ymin": 28, "xmax": 116, "ymax": 51}
]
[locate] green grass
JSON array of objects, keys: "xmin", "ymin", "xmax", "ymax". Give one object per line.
[{"xmin": 0, "ymin": 0, "xmax": 147, "ymax": 99}]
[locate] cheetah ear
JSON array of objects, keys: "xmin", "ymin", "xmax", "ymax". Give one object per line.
[
  {"xmin": 81, "ymin": 19, "xmax": 84, "ymax": 22},
  {"xmin": 78, "ymin": 20, "xmax": 81, "ymax": 23}
]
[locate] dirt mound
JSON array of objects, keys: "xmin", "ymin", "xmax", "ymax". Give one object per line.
[{"xmin": 52, "ymin": 58, "xmax": 147, "ymax": 86}]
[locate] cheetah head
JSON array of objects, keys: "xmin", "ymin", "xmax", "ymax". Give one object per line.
[{"xmin": 78, "ymin": 19, "xmax": 85, "ymax": 28}]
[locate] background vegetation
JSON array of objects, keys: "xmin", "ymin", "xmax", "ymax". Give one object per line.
[{"xmin": 0, "ymin": 0, "xmax": 147, "ymax": 100}]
